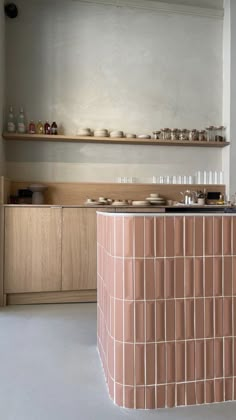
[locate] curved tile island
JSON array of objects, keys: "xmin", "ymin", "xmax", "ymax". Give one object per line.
[{"xmin": 97, "ymin": 212, "xmax": 236, "ymax": 409}]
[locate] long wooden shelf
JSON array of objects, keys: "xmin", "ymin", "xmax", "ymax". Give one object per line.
[{"xmin": 2, "ymin": 133, "xmax": 230, "ymax": 147}]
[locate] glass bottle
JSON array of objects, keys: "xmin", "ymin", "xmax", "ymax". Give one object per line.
[
  {"xmin": 28, "ymin": 120, "xmax": 36, "ymax": 134},
  {"xmin": 36, "ymin": 120, "xmax": 44, "ymax": 134},
  {"xmin": 44, "ymin": 121, "xmax": 51, "ymax": 135},
  {"xmin": 7, "ymin": 105, "xmax": 16, "ymax": 133},
  {"xmin": 17, "ymin": 107, "xmax": 26, "ymax": 134},
  {"xmin": 51, "ymin": 121, "xmax": 58, "ymax": 135}
]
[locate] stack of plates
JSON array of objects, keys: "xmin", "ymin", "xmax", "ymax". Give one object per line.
[
  {"xmin": 125, "ymin": 133, "xmax": 136, "ymax": 138},
  {"xmin": 138, "ymin": 134, "xmax": 151, "ymax": 139},
  {"xmin": 146, "ymin": 194, "xmax": 166, "ymax": 205},
  {"xmin": 112, "ymin": 200, "xmax": 128, "ymax": 206},
  {"xmin": 94, "ymin": 129, "xmax": 109, "ymax": 137},
  {"xmin": 77, "ymin": 128, "xmax": 92, "ymax": 136},
  {"xmin": 132, "ymin": 200, "xmax": 150, "ymax": 206},
  {"xmin": 110, "ymin": 130, "xmax": 124, "ymax": 138}
]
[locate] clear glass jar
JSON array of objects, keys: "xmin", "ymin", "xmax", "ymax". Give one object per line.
[
  {"xmin": 215, "ymin": 126, "xmax": 226, "ymax": 142},
  {"xmin": 199, "ymin": 130, "xmax": 206, "ymax": 141},
  {"xmin": 179, "ymin": 129, "xmax": 188, "ymax": 141},
  {"xmin": 206, "ymin": 126, "xmax": 215, "ymax": 142},
  {"xmin": 189, "ymin": 129, "xmax": 198, "ymax": 141},
  {"xmin": 171, "ymin": 129, "xmax": 178, "ymax": 141}
]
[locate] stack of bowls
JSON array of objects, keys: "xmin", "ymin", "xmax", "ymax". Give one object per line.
[
  {"xmin": 94, "ymin": 129, "xmax": 109, "ymax": 137},
  {"xmin": 77, "ymin": 128, "xmax": 92, "ymax": 136},
  {"xmin": 110, "ymin": 130, "xmax": 124, "ymax": 138}
]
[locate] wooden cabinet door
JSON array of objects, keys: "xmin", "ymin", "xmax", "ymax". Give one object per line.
[
  {"xmin": 4, "ymin": 207, "xmax": 62, "ymax": 293},
  {"xmin": 62, "ymin": 208, "xmax": 97, "ymax": 291}
]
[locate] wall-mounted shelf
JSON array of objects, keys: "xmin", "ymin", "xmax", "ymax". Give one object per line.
[{"xmin": 2, "ymin": 133, "xmax": 230, "ymax": 147}]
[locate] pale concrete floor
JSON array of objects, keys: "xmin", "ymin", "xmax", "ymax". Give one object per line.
[{"xmin": 0, "ymin": 303, "xmax": 235, "ymax": 420}]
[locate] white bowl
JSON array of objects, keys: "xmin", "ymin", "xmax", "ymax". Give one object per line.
[
  {"xmin": 138, "ymin": 135, "xmax": 151, "ymax": 139},
  {"xmin": 110, "ymin": 131, "xmax": 123, "ymax": 138},
  {"xmin": 125, "ymin": 133, "xmax": 136, "ymax": 138},
  {"xmin": 77, "ymin": 128, "xmax": 91, "ymax": 136}
]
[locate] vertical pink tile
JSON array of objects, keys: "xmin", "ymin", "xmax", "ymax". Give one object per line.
[
  {"xmin": 115, "ymin": 383, "xmax": 123, "ymax": 407},
  {"xmin": 174, "ymin": 216, "xmax": 184, "ymax": 256},
  {"xmin": 205, "ymin": 298, "xmax": 214, "ymax": 338},
  {"xmin": 145, "ymin": 259, "xmax": 155, "ymax": 300},
  {"xmin": 108, "ymin": 375, "xmax": 114, "ymax": 401},
  {"xmin": 115, "ymin": 299, "xmax": 123, "ymax": 341},
  {"xmin": 136, "ymin": 387, "xmax": 145, "ymax": 409},
  {"xmin": 156, "ymin": 343, "xmax": 166, "ymax": 384},
  {"xmin": 233, "ymin": 258, "xmax": 236, "ymax": 295},
  {"xmin": 124, "ymin": 387, "xmax": 134, "ymax": 409},
  {"xmin": 135, "ymin": 302, "xmax": 144, "ymax": 342},
  {"xmin": 156, "ymin": 301, "xmax": 165, "ymax": 342},
  {"xmin": 205, "ymin": 257, "xmax": 213, "ymax": 297},
  {"xmin": 214, "ymin": 216, "xmax": 222, "ymax": 255},
  {"xmin": 185, "ymin": 216, "xmax": 194, "ymax": 256},
  {"xmin": 135, "ymin": 344, "xmax": 145, "ymax": 385},
  {"xmin": 175, "ymin": 258, "xmax": 184, "ymax": 299},
  {"xmin": 124, "ymin": 301, "xmax": 134, "ymax": 342},
  {"xmin": 195, "ymin": 258, "xmax": 204, "ymax": 297},
  {"xmin": 165, "ymin": 259, "xmax": 175, "ymax": 299},
  {"xmin": 124, "ymin": 343, "xmax": 134, "ymax": 386},
  {"xmin": 196, "ymin": 340, "xmax": 204, "ymax": 380},
  {"xmin": 176, "ymin": 341, "xmax": 185, "ymax": 382},
  {"xmin": 110, "ymin": 217, "xmax": 115, "ymax": 256},
  {"xmin": 146, "ymin": 343, "xmax": 155, "ymax": 385},
  {"xmin": 206, "ymin": 339, "xmax": 214, "ymax": 379},
  {"xmin": 134, "ymin": 217, "xmax": 144, "ymax": 258},
  {"xmin": 224, "ymin": 338, "xmax": 233, "ymax": 378},
  {"xmin": 146, "ymin": 301, "xmax": 155, "ymax": 342},
  {"xmin": 115, "ymin": 216, "xmax": 124, "ymax": 257},
  {"xmin": 196, "ymin": 382, "xmax": 205, "ymax": 405},
  {"xmin": 165, "ymin": 217, "xmax": 175, "ymax": 257},
  {"xmin": 214, "ymin": 257, "xmax": 223, "ymax": 297},
  {"xmin": 215, "ymin": 379, "xmax": 223, "ymax": 403},
  {"xmin": 124, "ymin": 217, "xmax": 134, "ymax": 257},
  {"xmin": 224, "ymin": 257, "xmax": 232, "ymax": 296},
  {"xmin": 214, "ymin": 338, "xmax": 223, "ymax": 378},
  {"xmin": 185, "ymin": 258, "xmax": 194, "ymax": 297},
  {"xmin": 223, "ymin": 216, "xmax": 232, "ymax": 255},
  {"xmin": 156, "ymin": 385, "xmax": 166, "ymax": 408},
  {"xmin": 146, "ymin": 387, "xmax": 155, "ymax": 409},
  {"xmin": 115, "ymin": 258, "xmax": 123, "ymax": 300},
  {"xmin": 187, "ymin": 341, "xmax": 195, "ymax": 381},
  {"xmin": 205, "ymin": 217, "xmax": 213, "ymax": 256},
  {"xmin": 124, "ymin": 259, "xmax": 133, "ymax": 300},
  {"xmin": 176, "ymin": 300, "xmax": 185, "ymax": 340},
  {"xmin": 223, "ymin": 297, "xmax": 232, "ymax": 336},
  {"xmin": 108, "ymin": 335, "xmax": 114, "ymax": 378},
  {"xmin": 177, "ymin": 384, "xmax": 185, "ymax": 407},
  {"xmin": 233, "ymin": 217, "xmax": 236, "ymax": 255},
  {"xmin": 196, "ymin": 299, "xmax": 204, "ymax": 339},
  {"xmin": 225, "ymin": 378, "xmax": 233, "ymax": 402},
  {"xmin": 115, "ymin": 341, "xmax": 123, "ymax": 384},
  {"xmin": 155, "ymin": 217, "xmax": 164, "ymax": 257},
  {"xmin": 186, "ymin": 299, "xmax": 194, "ymax": 339},
  {"xmin": 166, "ymin": 300, "xmax": 175, "ymax": 341},
  {"xmin": 110, "ymin": 297, "xmax": 114, "ymax": 337},
  {"xmin": 215, "ymin": 297, "xmax": 223, "ymax": 337},
  {"xmin": 134, "ymin": 259, "xmax": 144, "ymax": 300},
  {"xmin": 109, "ymin": 256, "xmax": 115, "ymax": 298},
  {"xmin": 145, "ymin": 217, "xmax": 154, "ymax": 257},
  {"xmin": 166, "ymin": 342, "xmax": 175, "ymax": 383},
  {"xmin": 195, "ymin": 217, "xmax": 203, "ymax": 257},
  {"xmin": 187, "ymin": 383, "xmax": 196, "ymax": 406},
  {"xmin": 167, "ymin": 384, "xmax": 175, "ymax": 408},
  {"xmin": 155, "ymin": 259, "xmax": 164, "ymax": 299},
  {"xmin": 205, "ymin": 381, "xmax": 214, "ymax": 404}
]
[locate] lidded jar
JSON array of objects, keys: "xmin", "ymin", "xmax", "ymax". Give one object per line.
[
  {"xmin": 189, "ymin": 129, "xmax": 199, "ymax": 141},
  {"xmin": 171, "ymin": 129, "xmax": 178, "ymax": 141},
  {"xmin": 199, "ymin": 130, "xmax": 206, "ymax": 141}
]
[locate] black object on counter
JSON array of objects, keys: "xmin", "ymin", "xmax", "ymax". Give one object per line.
[{"xmin": 17, "ymin": 189, "xmax": 33, "ymax": 204}]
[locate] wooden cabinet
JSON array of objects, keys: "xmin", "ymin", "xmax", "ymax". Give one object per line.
[
  {"xmin": 62, "ymin": 208, "xmax": 97, "ymax": 291},
  {"xmin": 4, "ymin": 207, "xmax": 62, "ymax": 293}
]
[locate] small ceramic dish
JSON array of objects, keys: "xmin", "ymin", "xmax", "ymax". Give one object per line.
[
  {"xmin": 77, "ymin": 128, "xmax": 92, "ymax": 136},
  {"xmin": 94, "ymin": 129, "xmax": 109, "ymax": 137},
  {"xmin": 132, "ymin": 200, "xmax": 150, "ymax": 206},
  {"xmin": 112, "ymin": 200, "xmax": 128, "ymax": 206},
  {"xmin": 110, "ymin": 130, "xmax": 124, "ymax": 138},
  {"xmin": 138, "ymin": 135, "xmax": 151, "ymax": 139},
  {"xmin": 125, "ymin": 133, "xmax": 136, "ymax": 138}
]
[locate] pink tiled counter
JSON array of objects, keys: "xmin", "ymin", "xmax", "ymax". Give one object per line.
[{"xmin": 97, "ymin": 212, "xmax": 236, "ymax": 409}]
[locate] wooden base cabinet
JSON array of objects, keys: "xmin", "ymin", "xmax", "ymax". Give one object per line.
[
  {"xmin": 62, "ymin": 208, "xmax": 97, "ymax": 291},
  {"xmin": 4, "ymin": 207, "xmax": 62, "ymax": 293}
]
